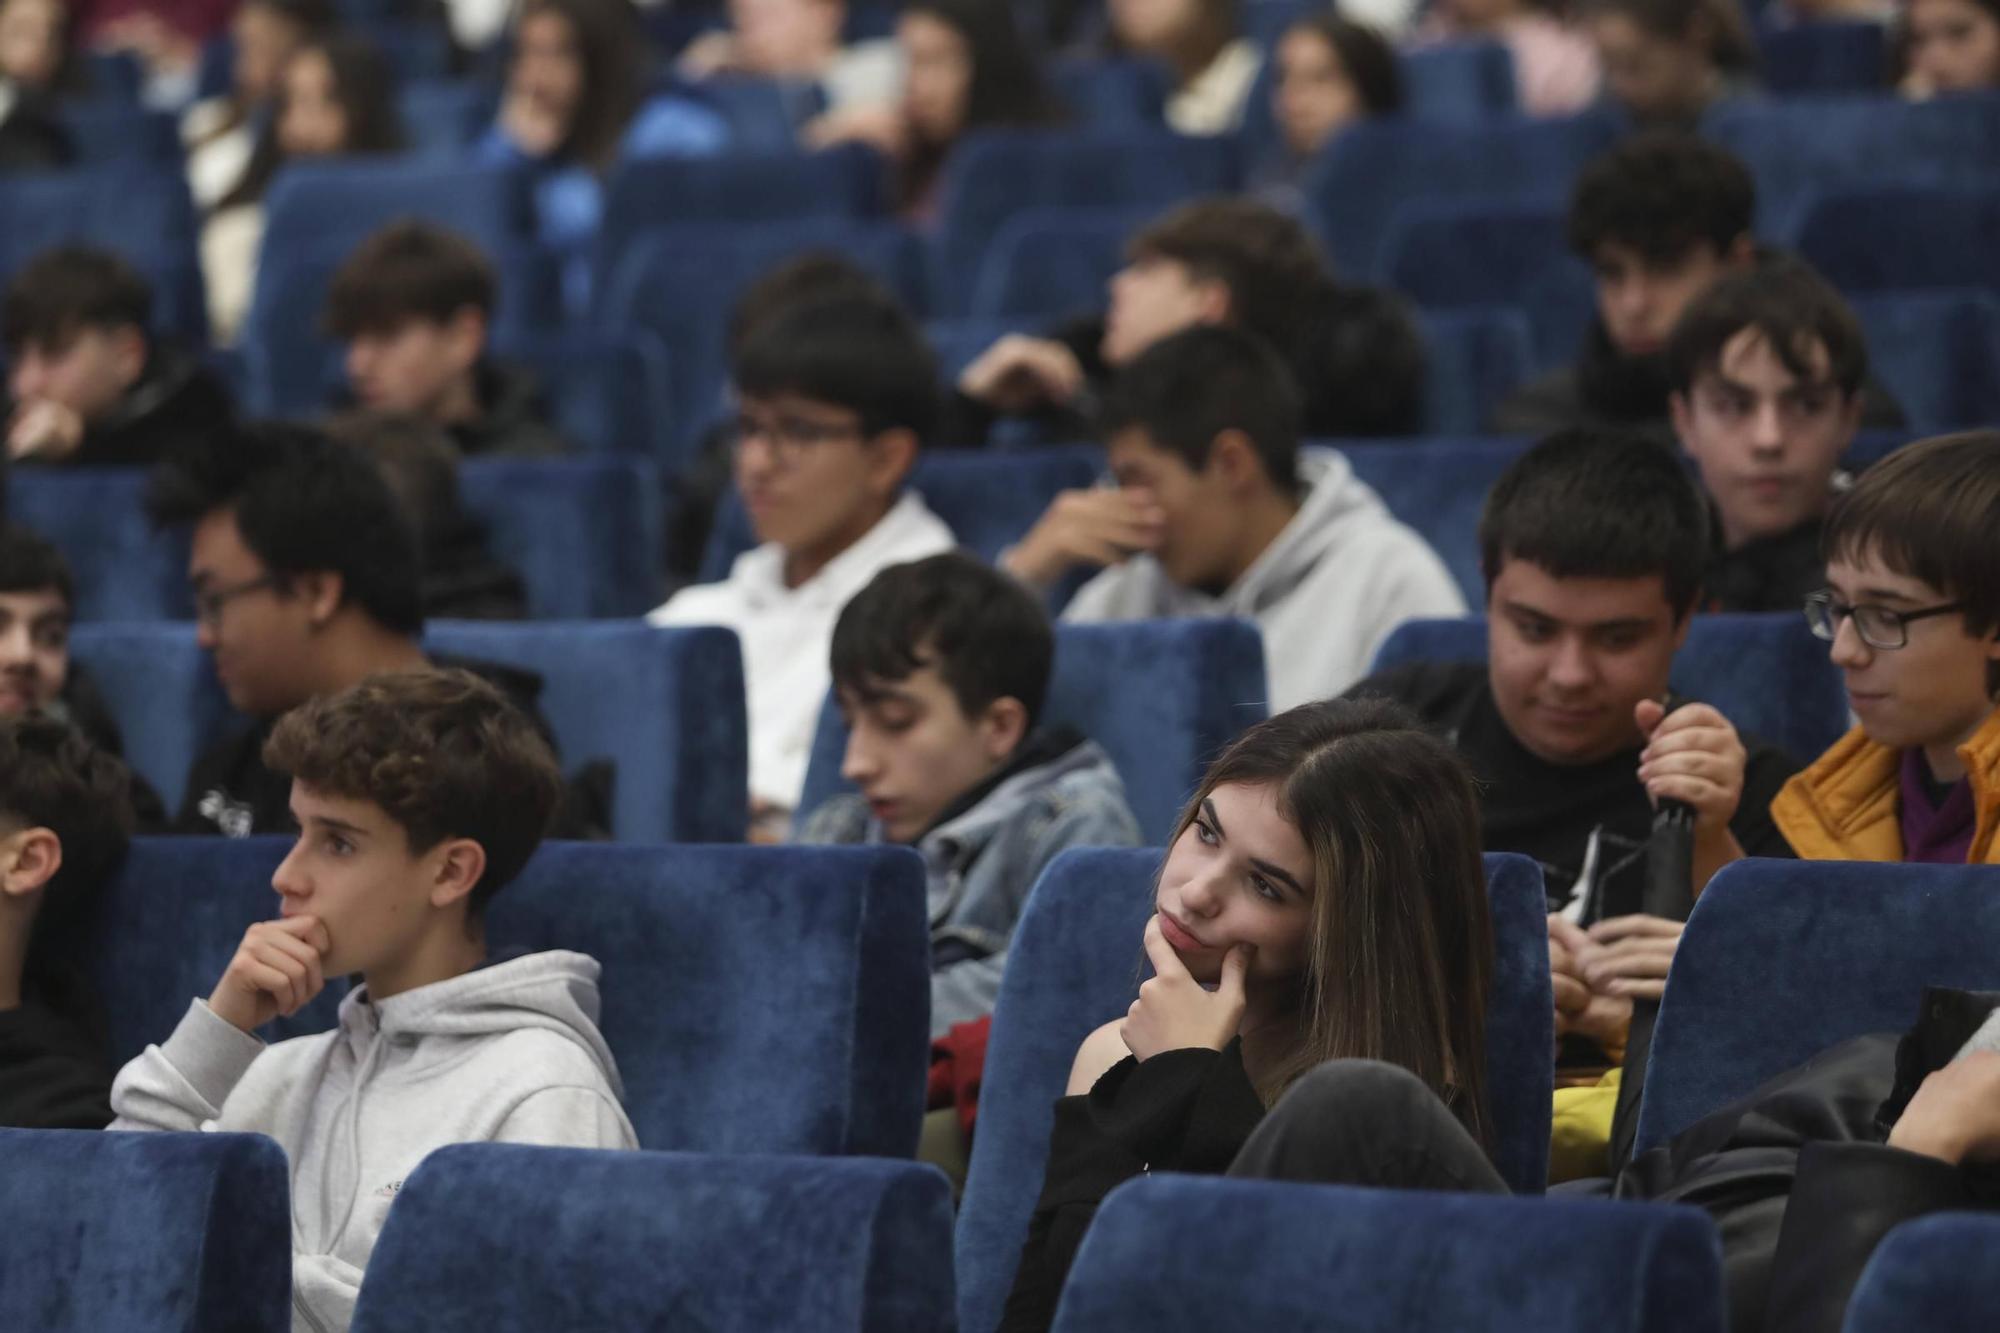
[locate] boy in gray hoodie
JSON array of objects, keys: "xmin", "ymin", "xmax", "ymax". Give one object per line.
[
  {"xmin": 110, "ymin": 669, "xmax": 636, "ymax": 1333},
  {"xmin": 1002, "ymin": 325, "xmax": 1463, "ymax": 710}
]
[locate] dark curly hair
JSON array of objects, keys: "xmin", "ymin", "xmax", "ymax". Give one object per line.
[
  {"xmin": 1568, "ymin": 133, "xmax": 1755, "ymax": 266},
  {"xmin": 263, "ymin": 668, "xmax": 563, "ymax": 913}
]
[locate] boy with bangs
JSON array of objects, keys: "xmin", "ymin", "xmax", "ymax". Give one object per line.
[{"xmin": 111, "ymin": 669, "xmax": 635, "ymax": 1333}]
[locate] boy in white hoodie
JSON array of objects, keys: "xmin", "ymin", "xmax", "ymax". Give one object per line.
[
  {"xmin": 1004, "ymin": 324, "xmax": 1463, "ymax": 709},
  {"xmin": 110, "ymin": 668, "xmax": 637, "ymax": 1333}
]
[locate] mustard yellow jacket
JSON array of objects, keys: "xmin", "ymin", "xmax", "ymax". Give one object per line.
[{"xmin": 1770, "ymin": 707, "xmax": 2000, "ymax": 864}]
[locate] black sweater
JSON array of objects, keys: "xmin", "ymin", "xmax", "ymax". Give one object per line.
[{"xmin": 0, "ymin": 997, "xmax": 112, "ymax": 1130}]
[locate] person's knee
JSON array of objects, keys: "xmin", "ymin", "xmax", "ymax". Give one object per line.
[{"xmin": 1275, "ymin": 1058, "xmax": 1433, "ymax": 1125}]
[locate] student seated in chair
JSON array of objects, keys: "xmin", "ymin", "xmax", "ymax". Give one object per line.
[
  {"xmin": 797, "ymin": 552, "xmax": 1142, "ymax": 1037},
  {"xmin": 648, "ymin": 293, "xmax": 956, "ymax": 839},
  {"xmin": 1007, "ymin": 324, "xmax": 1463, "ymax": 709},
  {"xmin": 1775, "ymin": 430, "xmax": 2000, "ymax": 864},
  {"xmin": 1668, "ymin": 258, "xmax": 1874, "ymax": 615},
  {"xmin": 110, "ymin": 670, "xmax": 636, "ymax": 1333},
  {"xmin": 0, "ymin": 716, "xmax": 136, "ymax": 1129}
]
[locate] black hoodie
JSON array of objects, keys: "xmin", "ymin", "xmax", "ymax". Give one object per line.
[
  {"xmin": 447, "ymin": 360, "xmax": 573, "ymax": 459},
  {"xmin": 35, "ymin": 345, "xmax": 237, "ymax": 469}
]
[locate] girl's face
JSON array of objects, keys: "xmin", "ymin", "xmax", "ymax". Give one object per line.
[
  {"xmin": 512, "ymin": 9, "xmax": 585, "ymax": 126},
  {"xmin": 0, "ymin": 0, "xmax": 64, "ymax": 90},
  {"xmin": 1906, "ymin": 0, "xmax": 2000, "ymax": 93},
  {"xmin": 1108, "ymin": 0, "xmax": 1203, "ymax": 56},
  {"xmin": 1274, "ymin": 27, "xmax": 1363, "ymax": 159},
  {"xmin": 277, "ymin": 49, "xmax": 349, "ymax": 156},
  {"xmin": 234, "ymin": 2, "xmax": 307, "ymax": 105},
  {"xmin": 1589, "ymin": 12, "xmax": 1713, "ymax": 121},
  {"xmin": 899, "ymin": 10, "xmax": 973, "ymax": 144},
  {"xmin": 1154, "ymin": 781, "xmax": 1314, "ymax": 989}
]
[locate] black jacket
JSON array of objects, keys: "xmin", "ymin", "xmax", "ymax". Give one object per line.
[
  {"xmin": 448, "ymin": 360, "xmax": 573, "ymax": 459},
  {"xmin": 0, "ymin": 994, "xmax": 112, "ymax": 1129},
  {"xmin": 0, "ymin": 94, "xmax": 72, "ymax": 173},
  {"xmin": 1703, "ymin": 516, "xmax": 1827, "ymax": 617},
  {"xmin": 57, "ymin": 664, "xmax": 169, "ymax": 832},
  {"xmin": 71, "ymin": 346, "xmax": 233, "ymax": 468}
]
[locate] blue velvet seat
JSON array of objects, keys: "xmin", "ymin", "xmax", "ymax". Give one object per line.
[
  {"xmin": 426, "ymin": 620, "xmax": 747, "ymax": 842},
  {"xmin": 699, "ymin": 444, "xmax": 1106, "ymax": 580},
  {"xmin": 67, "ymin": 624, "xmax": 229, "ymax": 814},
  {"xmin": 954, "ymin": 847, "xmax": 1553, "ymax": 1333},
  {"xmin": 400, "ymin": 79, "xmax": 497, "ymax": 159},
  {"xmin": 1417, "ymin": 309, "xmax": 1540, "ymax": 435},
  {"xmin": 1634, "ymin": 859, "xmax": 2000, "ymax": 1156},
  {"xmin": 1045, "ymin": 57, "xmax": 1170, "ymax": 129},
  {"xmin": 349, "ymin": 1146, "xmax": 955, "ymax": 1332},
  {"xmin": 1301, "ymin": 111, "xmax": 1622, "ymax": 278},
  {"xmin": 0, "ymin": 1129, "xmax": 291, "ymax": 1332},
  {"xmin": 456, "ymin": 456, "xmax": 668, "ymax": 619},
  {"xmin": 8, "ymin": 469, "xmax": 190, "ymax": 621},
  {"xmin": 1339, "ymin": 437, "xmax": 1534, "ymax": 601},
  {"xmin": 54, "ymin": 105, "xmax": 182, "ymax": 165},
  {"xmin": 796, "ymin": 618, "xmax": 1269, "ymax": 844},
  {"xmin": 930, "ymin": 130, "xmax": 1242, "ymax": 315},
  {"xmin": 90, "ymin": 838, "xmax": 933, "ymax": 1155},
  {"xmin": 1755, "ymin": 20, "xmax": 1891, "ymax": 94},
  {"xmin": 1401, "ymin": 39, "xmax": 1521, "ymax": 122},
  {"xmin": 1850, "ymin": 290, "xmax": 2000, "ymax": 433},
  {"xmin": 1842, "ymin": 1212, "xmax": 2000, "ymax": 1333},
  {"xmin": 1792, "ymin": 186, "xmax": 2000, "ymax": 296},
  {"xmin": 258, "ymin": 160, "xmax": 535, "ymax": 277},
  {"xmin": 684, "ymin": 76, "xmax": 828, "ymax": 153},
  {"xmin": 1379, "ymin": 203, "xmax": 1596, "ymax": 367},
  {"xmin": 478, "ymin": 328, "xmax": 676, "ymax": 458},
  {"xmin": 968, "ymin": 205, "xmax": 1153, "ymax": 320},
  {"xmin": 1051, "ymin": 1177, "xmax": 1722, "ymax": 1333},
  {"xmin": 1370, "ymin": 614, "xmax": 1849, "ymax": 764}
]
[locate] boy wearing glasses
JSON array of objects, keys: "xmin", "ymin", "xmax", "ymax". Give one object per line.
[
  {"xmin": 1775, "ymin": 431, "xmax": 2000, "ymax": 863},
  {"xmin": 648, "ymin": 294, "xmax": 954, "ymax": 838}
]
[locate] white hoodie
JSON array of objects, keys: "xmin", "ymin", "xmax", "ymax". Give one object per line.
[
  {"xmin": 1061, "ymin": 448, "xmax": 1466, "ymax": 710},
  {"xmin": 110, "ymin": 951, "xmax": 637, "ymax": 1333}
]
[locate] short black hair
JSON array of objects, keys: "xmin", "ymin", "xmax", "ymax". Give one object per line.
[
  {"xmin": 831, "ymin": 552, "xmax": 1054, "ymax": 729},
  {"xmin": 0, "ymin": 525, "xmax": 74, "ymax": 614},
  {"xmin": 0, "ymin": 715, "xmax": 136, "ymax": 988},
  {"xmin": 726, "ymin": 253, "xmax": 895, "ymax": 361},
  {"xmin": 146, "ymin": 422, "xmax": 425, "ymax": 637},
  {"xmin": 1479, "ymin": 429, "xmax": 1711, "ymax": 618},
  {"xmin": 323, "ymin": 221, "xmax": 497, "ymax": 339},
  {"xmin": 1667, "ymin": 256, "xmax": 1869, "ymax": 398},
  {"xmin": 1, "ymin": 245, "xmax": 152, "ymax": 356},
  {"xmin": 1129, "ymin": 198, "xmax": 1333, "ymax": 363},
  {"xmin": 1568, "ymin": 134, "xmax": 1756, "ymax": 267},
  {"xmin": 1098, "ymin": 324, "xmax": 1302, "ymax": 494},
  {"xmin": 732, "ymin": 293, "xmax": 939, "ymax": 440}
]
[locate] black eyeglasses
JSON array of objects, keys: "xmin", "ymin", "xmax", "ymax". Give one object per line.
[
  {"xmin": 726, "ymin": 412, "xmax": 865, "ymax": 469},
  {"xmin": 193, "ymin": 574, "xmax": 281, "ymax": 627},
  {"xmin": 1803, "ymin": 589, "xmax": 1964, "ymax": 650}
]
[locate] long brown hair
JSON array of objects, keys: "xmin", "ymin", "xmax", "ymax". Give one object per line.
[{"xmin": 1167, "ymin": 697, "xmax": 1495, "ymax": 1147}]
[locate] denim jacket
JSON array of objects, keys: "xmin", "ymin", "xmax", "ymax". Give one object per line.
[{"xmin": 798, "ymin": 734, "xmax": 1141, "ymax": 1037}]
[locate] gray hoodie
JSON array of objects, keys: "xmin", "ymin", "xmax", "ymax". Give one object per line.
[
  {"xmin": 109, "ymin": 951, "xmax": 637, "ymax": 1333},
  {"xmin": 1061, "ymin": 447, "xmax": 1466, "ymax": 709}
]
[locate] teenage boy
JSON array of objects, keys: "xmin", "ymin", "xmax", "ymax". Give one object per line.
[
  {"xmin": 1006, "ymin": 324, "xmax": 1462, "ymax": 709},
  {"xmin": 1668, "ymin": 258, "xmax": 1872, "ymax": 614},
  {"xmin": 949, "ymin": 196, "xmax": 1424, "ymax": 445},
  {"xmin": 146, "ymin": 423, "xmax": 592, "ymax": 838},
  {"xmin": 649, "ymin": 293, "xmax": 956, "ymax": 834},
  {"xmin": 2, "ymin": 245, "xmax": 233, "ymax": 466},
  {"xmin": 798, "ymin": 552, "xmax": 1141, "ymax": 1036},
  {"xmin": 324, "ymin": 221, "xmax": 572, "ymax": 459},
  {"xmin": 1774, "ymin": 431, "xmax": 2000, "ymax": 863},
  {"xmin": 0, "ymin": 715, "xmax": 136, "ymax": 1129},
  {"xmin": 110, "ymin": 670, "xmax": 636, "ymax": 1332}
]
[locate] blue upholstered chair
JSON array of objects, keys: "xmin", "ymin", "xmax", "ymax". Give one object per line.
[
  {"xmin": 485, "ymin": 328, "xmax": 677, "ymax": 458},
  {"xmin": 400, "ymin": 79, "xmax": 497, "ymax": 159},
  {"xmin": 456, "ymin": 457, "xmax": 668, "ymax": 619},
  {"xmin": 1339, "ymin": 438, "xmax": 1534, "ymax": 602},
  {"xmin": 67, "ymin": 624, "xmax": 228, "ymax": 815},
  {"xmin": 698, "ymin": 445, "xmax": 1108, "ymax": 581},
  {"xmin": 8, "ymin": 469, "xmax": 190, "ymax": 621},
  {"xmin": 1793, "ymin": 186, "xmax": 2000, "ymax": 296},
  {"xmin": 0, "ymin": 1129, "xmax": 291, "ymax": 1332},
  {"xmin": 1634, "ymin": 859, "xmax": 2000, "ymax": 1156},
  {"xmin": 953, "ymin": 847, "xmax": 1553, "ymax": 1333},
  {"xmin": 90, "ymin": 838, "xmax": 933, "ymax": 1155},
  {"xmin": 54, "ymin": 105, "xmax": 182, "ymax": 164},
  {"xmin": 258, "ymin": 161, "xmax": 534, "ymax": 278},
  {"xmin": 1416, "ymin": 309, "xmax": 1540, "ymax": 435},
  {"xmin": 968, "ymin": 206, "xmax": 1152, "ymax": 320},
  {"xmin": 1051, "ymin": 1177, "xmax": 1723, "ymax": 1333},
  {"xmin": 1842, "ymin": 1212, "xmax": 2000, "ymax": 1333},
  {"xmin": 1401, "ymin": 39, "xmax": 1521, "ymax": 122},
  {"xmin": 1045, "ymin": 57, "xmax": 1171, "ymax": 129},
  {"xmin": 349, "ymin": 1146, "xmax": 955, "ymax": 1333},
  {"xmin": 930, "ymin": 130, "xmax": 1241, "ymax": 315},
  {"xmin": 1850, "ymin": 291, "xmax": 2000, "ymax": 433},
  {"xmin": 685, "ymin": 76, "xmax": 828, "ymax": 153},
  {"xmin": 1755, "ymin": 20, "xmax": 1890, "ymax": 94},
  {"xmin": 1370, "ymin": 614, "xmax": 1849, "ymax": 764},
  {"xmin": 425, "ymin": 621, "xmax": 746, "ymax": 842},
  {"xmin": 796, "ymin": 618, "xmax": 1269, "ymax": 845},
  {"xmin": 1381, "ymin": 202, "xmax": 1571, "ymax": 312}
]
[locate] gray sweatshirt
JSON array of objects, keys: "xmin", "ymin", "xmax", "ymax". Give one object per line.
[
  {"xmin": 109, "ymin": 950, "xmax": 637, "ymax": 1333},
  {"xmin": 1061, "ymin": 447, "xmax": 1466, "ymax": 709}
]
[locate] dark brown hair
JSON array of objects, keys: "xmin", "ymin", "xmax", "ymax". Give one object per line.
[
  {"xmin": 1129, "ymin": 197, "xmax": 1334, "ymax": 367},
  {"xmin": 1167, "ymin": 697, "xmax": 1494, "ymax": 1147},
  {"xmin": 263, "ymin": 669, "xmax": 563, "ymax": 911},
  {"xmin": 1666, "ymin": 255, "xmax": 1868, "ymax": 398},
  {"xmin": 323, "ymin": 222, "xmax": 497, "ymax": 339},
  {"xmin": 217, "ymin": 34, "xmax": 405, "ymax": 212},
  {"xmin": 515, "ymin": 0, "xmax": 647, "ymax": 170}
]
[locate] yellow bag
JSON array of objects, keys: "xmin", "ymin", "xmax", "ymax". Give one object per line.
[{"xmin": 1549, "ymin": 1067, "xmax": 1621, "ymax": 1184}]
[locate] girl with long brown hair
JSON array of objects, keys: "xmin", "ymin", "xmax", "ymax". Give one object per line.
[{"xmin": 1001, "ymin": 696, "xmax": 1503, "ymax": 1331}]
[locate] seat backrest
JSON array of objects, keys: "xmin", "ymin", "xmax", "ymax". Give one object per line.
[
  {"xmin": 1635, "ymin": 859, "xmax": 2000, "ymax": 1155},
  {"xmin": 698, "ymin": 444, "xmax": 1106, "ymax": 581},
  {"xmin": 456, "ymin": 456, "xmax": 667, "ymax": 619},
  {"xmin": 91, "ymin": 838, "xmax": 934, "ymax": 1155},
  {"xmin": 1045, "ymin": 56, "xmax": 1170, "ymax": 129},
  {"xmin": 969, "ymin": 205, "xmax": 1152, "ymax": 320},
  {"xmin": 1793, "ymin": 186, "xmax": 2000, "ymax": 295},
  {"xmin": 1842, "ymin": 1212, "xmax": 2000, "ymax": 1333},
  {"xmin": 351, "ymin": 1146, "xmax": 955, "ymax": 1333},
  {"xmin": 258, "ymin": 160, "xmax": 533, "ymax": 271},
  {"xmin": 1382, "ymin": 202, "xmax": 1573, "ymax": 312},
  {"xmin": 0, "ymin": 1129, "xmax": 291, "ymax": 1333},
  {"xmin": 425, "ymin": 621, "xmax": 747, "ymax": 843},
  {"xmin": 1340, "ymin": 438, "xmax": 1533, "ymax": 601},
  {"xmin": 1053, "ymin": 1177, "xmax": 1722, "ymax": 1333},
  {"xmin": 954, "ymin": 847, "xmax": 1553, "ymax": 1333},
  {"xmin": 1416, "ymin": 308, "xmax": 1539, "ymax": 435},
  {"xmin": 798, "ymin": 618, "xmax": 1268, "ymax": 844},
  {"xmin": 8, "ymin": 469, "xmax": 191, "ymax": 621},
  {"xmin": 68, "ymin": 624, "xmax": 230, "ymax": 816},
  {"xmin": 1369, "ymin": 614, "xmax": 1848, "ymax": 764},
  {"xmin": 685, "ymin": 76, "xmax": 828, "ymax": 153},
  {"xmin": 1755, "ymin": 19, "xmax": 1891, "ymax": 95},
  {"xmin": 55, "ymin": 105, "xmax": 182, "ymax": 164},
  {"xmin": 399, "ymin": 79, "xmax": 496, "ymax": 158},
  {"xmin": 1850, "ymin": 290, "xmax": 2000, "ymax": 432},
  {"xmin": 1401, "ymin": 39, "xmax": 1521, "ymax": 122}
]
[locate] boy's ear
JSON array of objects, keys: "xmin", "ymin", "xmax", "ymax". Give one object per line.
[
  {"xmin": 1724, "ymin": 232, "xmax": 1757, "ymax": 268},
  {"xmin": 294, "ymin": 570, "xmax": 345, "ymax": 627},
  {"xmin": 0, "ymin": 827, "xmax": 63, "ymax": 900},
  {"xmin": 865, "ymin": 427, "xmax": 920, "ymax": 497},
  {"xmin": 445, "ymin": 307, "xmax": 488, "ymax": 370},
  {"xmin": 1207, "ymin": 429, "xmax": 1267, "ymax": 494},
  {"xmin": 978, "ymin": 696, "xmax": 1030, "ymax": 763},
  {"xmin": 427, "ymin": 838, "xmax": 488, "ymax": 911},
  {"xmin": 109, "ymin": 324, "xmax": 149, "ymax": 389}
]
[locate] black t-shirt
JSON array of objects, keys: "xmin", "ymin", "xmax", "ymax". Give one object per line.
[
  {"xmin": 1348, "ymin": 661, "xmax": 1799, "ymax": 917},
  {"xmin": 0, "ymin": 996, "xmax": 112, "ymax": 1130}
]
